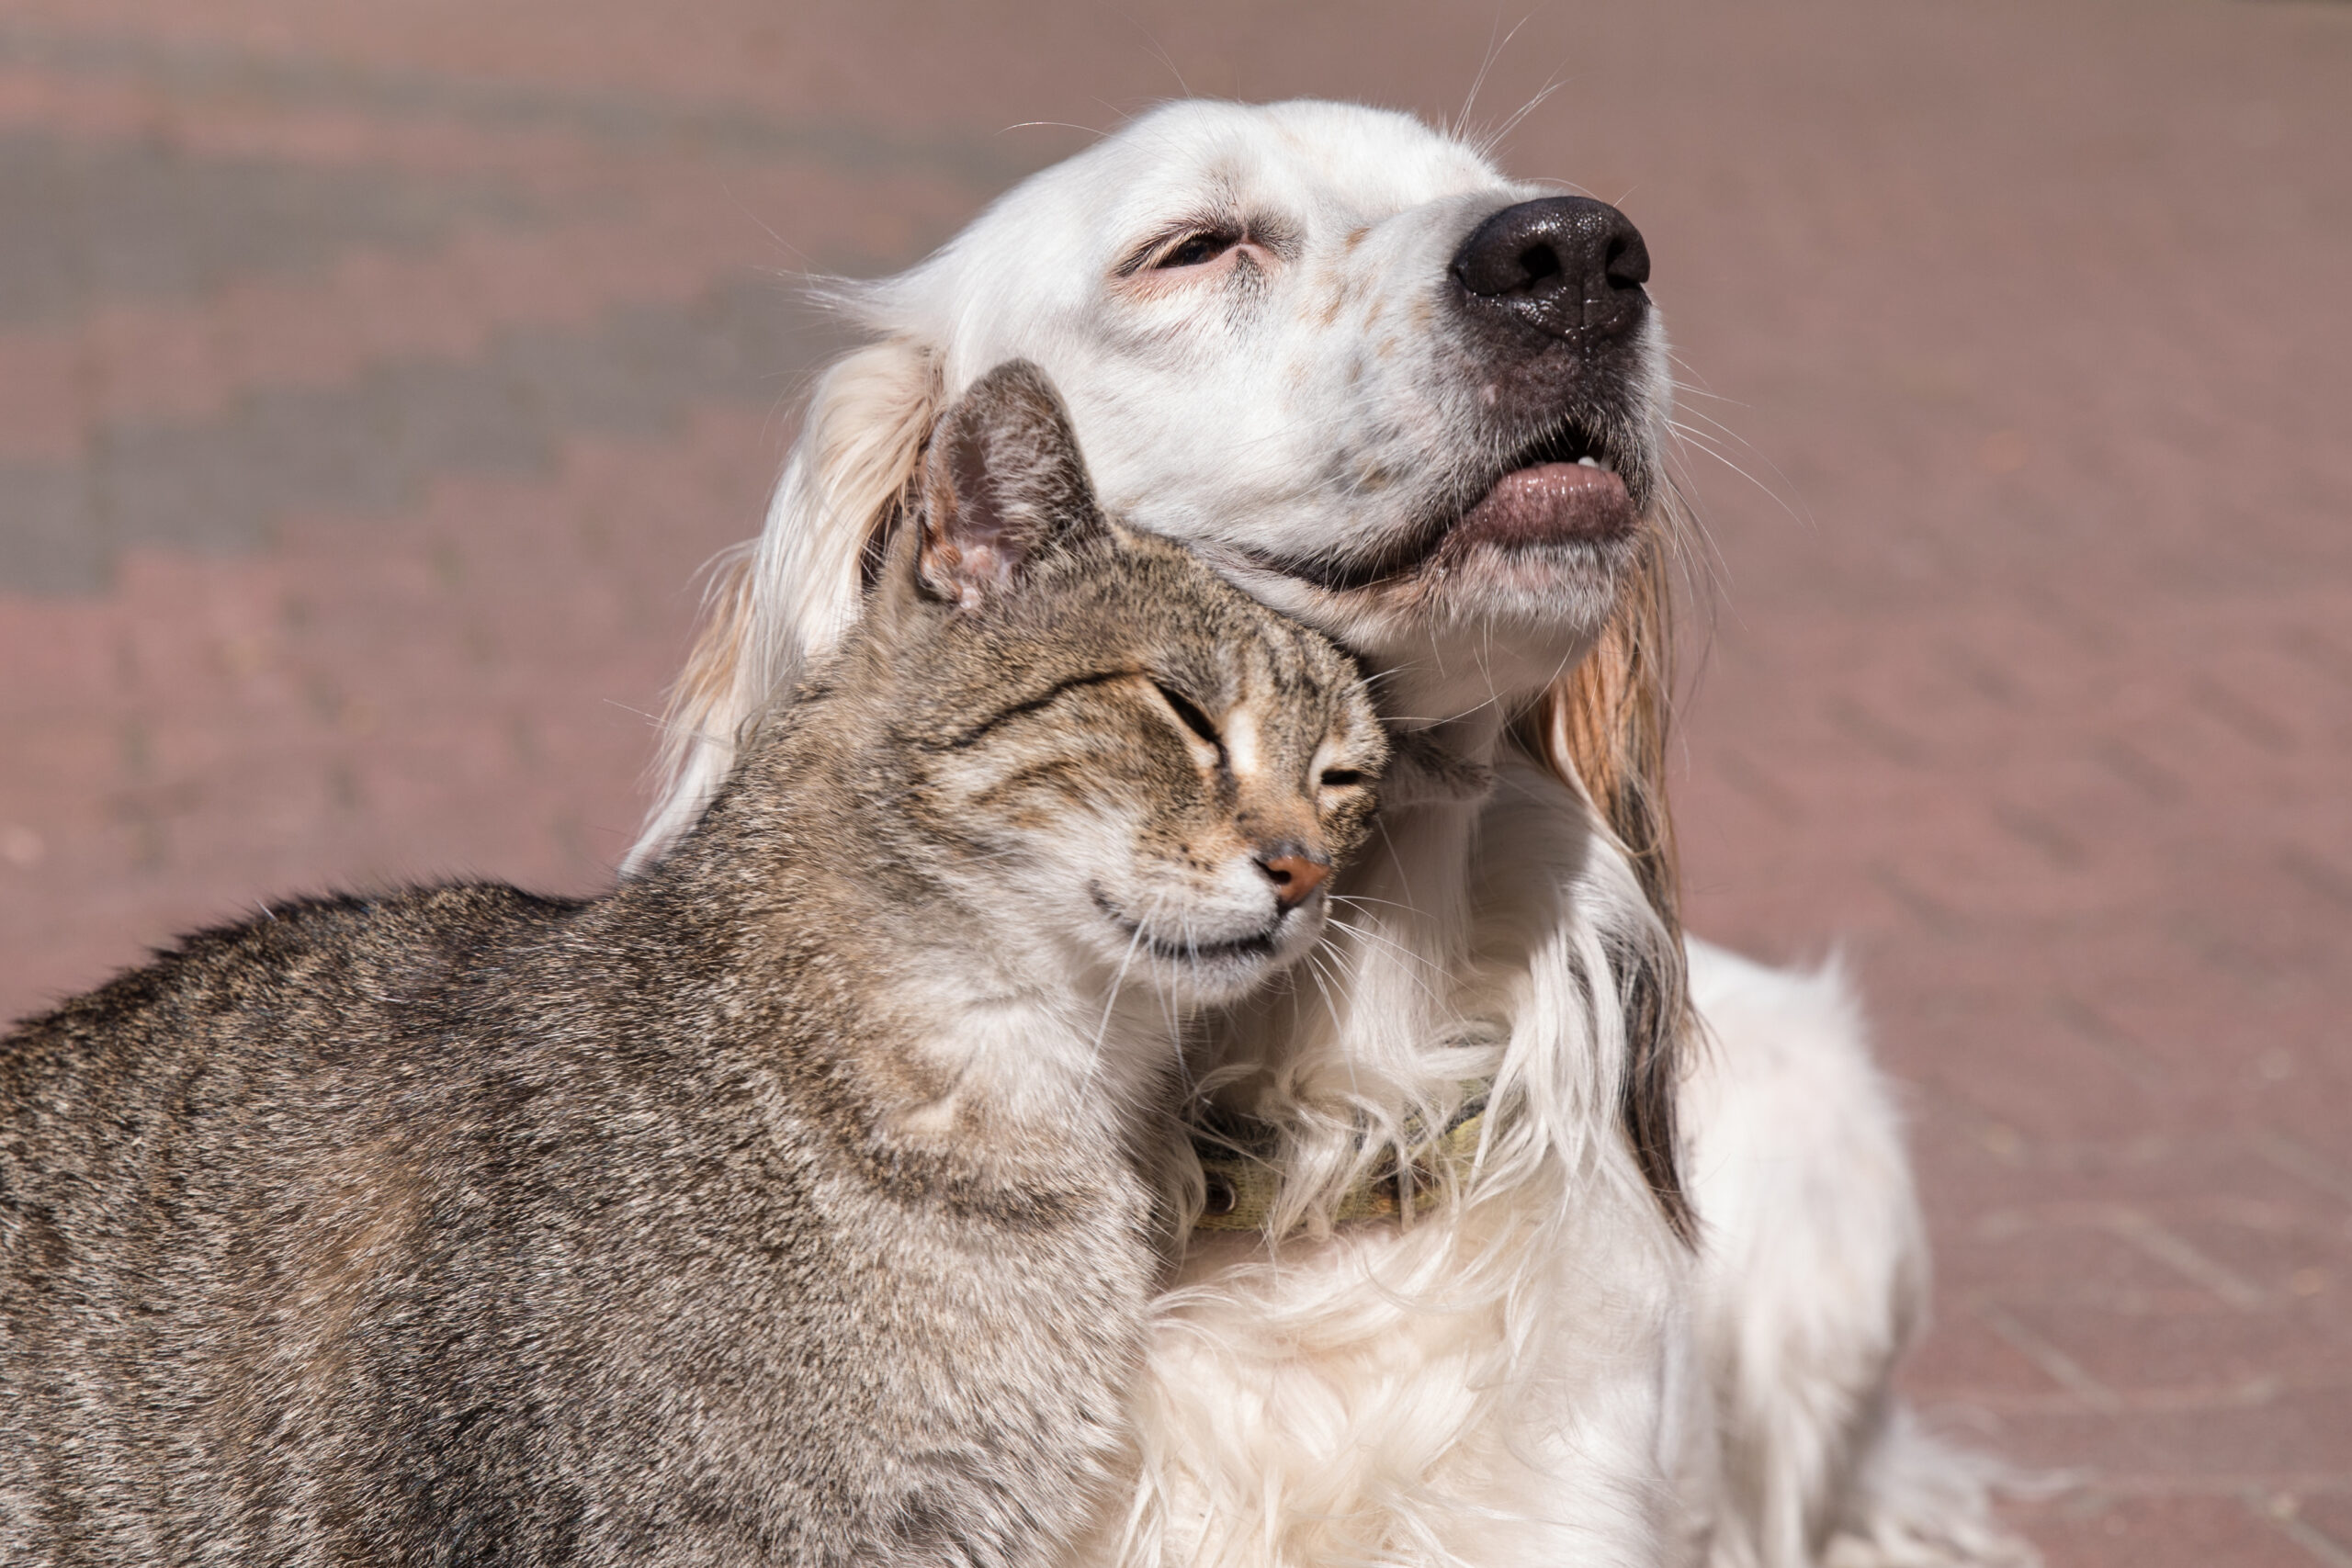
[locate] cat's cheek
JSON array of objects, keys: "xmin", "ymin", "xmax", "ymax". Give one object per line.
[{"xmin": 1318, "ymin": 800, "xmax": 1378, "ymax": 865}]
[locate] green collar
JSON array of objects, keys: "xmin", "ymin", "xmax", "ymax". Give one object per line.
[{"xmin": 1190, "ymin": 1085, "xmax": 1492, "ymax": 1234}]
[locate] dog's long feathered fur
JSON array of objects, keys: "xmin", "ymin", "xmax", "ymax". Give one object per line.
[{"xmin": 630, "ymin": 99, "xmax": 2027, "ymax": 1568}]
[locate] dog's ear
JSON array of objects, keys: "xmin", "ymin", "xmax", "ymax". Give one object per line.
[
  {"xmin": 627, "ymin": 336, "xmax": 941, "ymax": 874},
  {"xmin": 1519, "ymin": 528, "xmax": 1695, "ymax": 1245},
  {"xmin": 914, "ymin": 360, "xmax": 1107, "ymax": 606}
]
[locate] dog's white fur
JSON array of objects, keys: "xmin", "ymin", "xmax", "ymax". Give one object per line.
[{"xmin": 631, "ymin": 100, "xmax": 2025, "ymax": 1568}]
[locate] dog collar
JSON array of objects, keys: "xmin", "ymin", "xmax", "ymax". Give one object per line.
[{"xmin": 1191, "ymin": 1085, "xmax": 1491, "ymax": 1234}]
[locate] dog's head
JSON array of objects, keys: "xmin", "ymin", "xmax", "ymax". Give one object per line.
[
  {"xmin": 651, "ymin": 102, "xmax": 1681, "ymax": 908},
  {"xmin": 869, "ymin": 100, "xmax": 1668, "ymax": 720}
]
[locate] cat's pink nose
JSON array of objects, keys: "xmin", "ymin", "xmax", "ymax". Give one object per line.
[{"xmin": 1257, "ymin": 852, "xmax": 1329, "ymax": 911}]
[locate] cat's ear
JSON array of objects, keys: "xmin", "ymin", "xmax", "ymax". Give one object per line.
[{"xmin": 914, "ymin": 359, "xmax": 1108, "ymax": 608}]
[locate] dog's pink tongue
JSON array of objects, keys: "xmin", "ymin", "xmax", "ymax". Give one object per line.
[{"xmin": 1458, "ymin": 462, "xmax": 1633, "ymax": 546}]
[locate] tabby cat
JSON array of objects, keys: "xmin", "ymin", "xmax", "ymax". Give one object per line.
[{"xmin": 0, "ymin": 360, "xmax": 1388, "ymax": 1566}]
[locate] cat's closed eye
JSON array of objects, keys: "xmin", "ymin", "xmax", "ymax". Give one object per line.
[{"xmin": 1148, "ymin": 680, "xmax": 1225, "ymax": 760}]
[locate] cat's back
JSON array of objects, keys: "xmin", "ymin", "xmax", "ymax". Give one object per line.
[
  {"xmin": 5, "ymin": 883, "xmax": 576, "ymax": 1131},
  {"xmin": 1, "ymin": 883, "xmax": 586, "ymax": 1557},
  {"xmin": 0, "ymin": 884, "xmax": 576, "ymax": 1305}
]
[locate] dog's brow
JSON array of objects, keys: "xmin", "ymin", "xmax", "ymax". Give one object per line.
[{"xmin": 1247, "ymin": 212, "xmax": 1303, "ymax": 260}]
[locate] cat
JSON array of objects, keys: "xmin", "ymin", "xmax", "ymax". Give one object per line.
[{"xmin": 0, "ymin": 359, "xmax": 1390, "ymax": 1568}]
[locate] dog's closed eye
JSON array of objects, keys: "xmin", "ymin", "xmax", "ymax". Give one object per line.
[
  {"xmin": 1117, "ymin": 224, "xmax": 1244, "ymax": 276},
  {"xmin": 1158, "ymin": 230, "xmax": 1238, "ymax": 269},
  {"xmin": 1119, "ymin": 217, "xmax": 1295, "ymax": 279}
]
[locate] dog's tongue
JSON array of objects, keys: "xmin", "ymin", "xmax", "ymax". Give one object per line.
[{"xmin": 1457, "ymin": 462, "xmax": 1633, "ymax": 547}]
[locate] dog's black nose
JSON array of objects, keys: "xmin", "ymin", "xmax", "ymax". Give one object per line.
[{"xmin": 1451, "ymin": 197, "xmax": 1650, "ymax": 343}]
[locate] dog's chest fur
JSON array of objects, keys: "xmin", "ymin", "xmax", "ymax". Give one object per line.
[{"xmin": 1102, "ymin": 761, "xmax": 1690, "ymax": 1568}]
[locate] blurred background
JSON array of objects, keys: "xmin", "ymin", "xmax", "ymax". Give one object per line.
[{"xmin": 0, "ymin": 1, "xmax": 2346, "ymax": 1561}]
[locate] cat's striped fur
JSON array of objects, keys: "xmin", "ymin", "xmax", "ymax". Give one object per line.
[{"xmin": 0, "ymin": 362, "xmax": 1389, "ymax": 1566}]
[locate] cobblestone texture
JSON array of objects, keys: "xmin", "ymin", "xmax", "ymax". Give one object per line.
[{"xmin": 0, "ymin": 3, "xmax": 2345, "ymax": 1562}]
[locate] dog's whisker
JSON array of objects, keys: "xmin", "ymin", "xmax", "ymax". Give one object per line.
[
  {"xmin": 1665, "ymin": 422, "xmax": 1813, "ymax": 540},
  {"xmin": 1475, "ymin": 74, "xmax": 1566, "ymax": 161}
]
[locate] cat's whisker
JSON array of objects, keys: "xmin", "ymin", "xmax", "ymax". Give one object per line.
[
  {"xmin": 1371, "ymin": 814, "xmax": 1419, "ymax": 910},
  {"xmin": 1160, "ymin": 982, "xmax": 1196, "ymax": 1102},
  {"xmin": 1298, "ymin": 945, "xmax": 1351, "ymax": 1045},
  {"xmin": 1320, "ymin": 915, "xmax": 1448, "ymax": 981},
  {"xmin": 1328, "ymin": 892, "xmax": 1418, "ymax": 917},
  {"xmin": 1088, "ymin": 886, "xmax": 1165, "ymax": 1091},
  {"xmin": 1315, "ymin": 924, "xmax": 1445, "ymax": 1014}
]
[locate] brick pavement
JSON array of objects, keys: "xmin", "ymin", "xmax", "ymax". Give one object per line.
[{"xmin": 0, "ymin": 2, "xmax": 2345, "ymax": 1561}]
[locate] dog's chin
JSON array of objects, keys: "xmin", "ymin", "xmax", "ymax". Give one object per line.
[
  {"xmin": 1236, "ymin": 457, "xmax": 1644, "ymax": 714},
  {"xmin": 1403, "ymin": 460, "xmax": 1642, "ymax": 614},
  {"xmin": 1452, "ymin": 460, "xmax": 1640, "ymax": 551}
]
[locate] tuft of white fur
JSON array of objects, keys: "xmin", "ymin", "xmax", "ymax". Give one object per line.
[
  {"xmin": 1681, "ymin": 944, "xmax": 2036, "ymax": 1568},
  {"xmin": 1823, "ymin": 1408, "xmax": 2039, "ymax": 1568},
  {"xmin": 630, "ymin": 98, "xmax": 2032, "ymax": 1567}
]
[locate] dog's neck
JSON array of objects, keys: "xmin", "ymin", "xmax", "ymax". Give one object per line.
[{"xmin": 1380, "ymin": 713, "xmax": 1503, "ymax": 812}]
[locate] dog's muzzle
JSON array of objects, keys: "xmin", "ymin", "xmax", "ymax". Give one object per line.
[{"xmin": 1429, "ymin": 196, "xmax": 1660, "ymax": 546}]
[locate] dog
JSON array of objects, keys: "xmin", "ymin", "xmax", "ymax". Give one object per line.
[{"xmin": 628, "ymin": 99, "xmax": 2027, "ymax": 1568}]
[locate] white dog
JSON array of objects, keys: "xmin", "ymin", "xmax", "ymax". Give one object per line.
[{"xmin": 631, "ymin": 100, "xmax": 2024, "ymax": 1568}]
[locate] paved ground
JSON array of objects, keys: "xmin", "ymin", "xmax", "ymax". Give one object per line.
[{"xmin": 1, "ymin": 1, "xmax": 2346, "ymax": 1560}]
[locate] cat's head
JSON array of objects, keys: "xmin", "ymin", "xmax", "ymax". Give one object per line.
[{"xmin": 852, "ymin": 359, "xmax": 1390, "ymax": 1008}]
